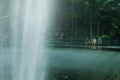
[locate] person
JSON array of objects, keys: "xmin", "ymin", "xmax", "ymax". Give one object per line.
[
  {"xmin": 97, "ymin": 37, "xmax": 102, "ymax": 46},
  {"xmin": 55, "ymin": 32, "xmax": 58, "ymax": 38},
  {"xmin": 84, "ymin": 38, "xmax": 92, "ymax": 47},
  {"xmin": 60, "ymin": 32, "xmax": 65, "ymax": 39},
  {"xmin": 92, "ymin": 37, "xmax": 96, "ymax": 48},
  {"xmin": 84, "ymin": 38, "xmax": 90, "ymax": 46}
]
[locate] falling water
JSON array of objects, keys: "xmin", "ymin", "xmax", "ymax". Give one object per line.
[{"xmin": 0, "ymin": 0, "xmax": 55, "ymax": 80}]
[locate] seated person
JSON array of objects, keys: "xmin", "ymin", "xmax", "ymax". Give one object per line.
[{"xmin": 97, "ymin": 37, "xmax": 102, "ymax": 46}]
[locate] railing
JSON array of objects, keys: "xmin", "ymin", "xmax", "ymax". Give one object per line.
[
  {"xmin": 103, "ymin": 40, "xmax": 120, "ymax": 46},
  {"xmin": 49, "ymin": 38, "xmax": 120, "ymax": 46}
]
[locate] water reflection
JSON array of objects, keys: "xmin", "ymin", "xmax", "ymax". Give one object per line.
[
  {"xmin": 47, "ymin": 48, "xmax": 120, "ymax": 80},
  {"xmin": 0, "ymin": 48, "xmax": 120, "ymax": 80}
]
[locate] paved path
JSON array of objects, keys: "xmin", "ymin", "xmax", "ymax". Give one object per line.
[{"xmin": 50, "ymin": 45, "xmax": 120, "ymax": 51}]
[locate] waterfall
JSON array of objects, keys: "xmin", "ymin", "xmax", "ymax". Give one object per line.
[{"xmin": 8, "ymin": 0, "xmax": 54, "ymax": 80}]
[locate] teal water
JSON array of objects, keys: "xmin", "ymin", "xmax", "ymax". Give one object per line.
[
  {"xmin": 0, "ymin": 48, "xmax": 120, "ymax": 80},
  {"xmin": 47, "ymin": 48, "xmax": 120, "ymax": 80}
]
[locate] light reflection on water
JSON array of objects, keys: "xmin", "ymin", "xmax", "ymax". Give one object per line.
[
  {"xmin": 48, "ymin": 48, "xmax": 120, "ymax": 69},
  {"xmin": 0, "ymin": 48, "xmax": 120, "ymax": 80},
  {"xmin": 47, "ymin": 48, "xmax": 120, "ymax": 80}
]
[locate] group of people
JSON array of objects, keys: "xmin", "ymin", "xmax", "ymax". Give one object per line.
[
  {"xmin": 55, "ymin": 32, "xmax": 103, "ymax": 48},
  {"xmin": 84, "ymin": 37, "xmax": 102, "ymax": 48},
  {"xmin": 55, "ymin": 32, "xmax": 66, "ymax": 39}
]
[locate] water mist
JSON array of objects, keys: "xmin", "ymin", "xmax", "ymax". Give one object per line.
[{"xmin": 8, "ymin": 0, "xmax": 54, "ymax": 80}]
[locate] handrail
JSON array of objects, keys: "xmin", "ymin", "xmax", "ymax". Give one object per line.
[{"xmin": 49, "ymin": 38, "xmax": 120, "ymax": 46}]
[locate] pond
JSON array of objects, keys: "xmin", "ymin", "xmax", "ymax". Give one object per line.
[
  {"xmin": 0, "ymin": 48, "xmax": 120, "ymax": 80},
  {"xmin": 46, "ymin": 48, "xmax": 120, "ymax": 80}
]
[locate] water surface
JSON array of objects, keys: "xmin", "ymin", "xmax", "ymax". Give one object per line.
[{"xmin": 0, "ymin": 48, "xmax": 120, "ymax": 80}]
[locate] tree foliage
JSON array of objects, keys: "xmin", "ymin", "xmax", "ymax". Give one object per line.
[{"xmin": 68, "ymin": 0, "xmax": 120, "ymax": 39}]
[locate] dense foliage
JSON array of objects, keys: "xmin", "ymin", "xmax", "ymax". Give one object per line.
[{"xmin": 57, "ymin": 0, "xmax": 120, "ymax": 41}]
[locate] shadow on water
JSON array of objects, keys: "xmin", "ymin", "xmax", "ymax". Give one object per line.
[
  {"xmin": 0, "ymin": 48, "xmax": 120, "ymax": 80},
  {"xmin": 46, "ymin": 48, "xmax": 120, "ymax": 80},
  {"xmin": 46, "ymin": 67, "xmax": 100, "ymax": 80},
  {"xmin": 46, "ymin": 67, "xmax": 120, "ymax": 80}
]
